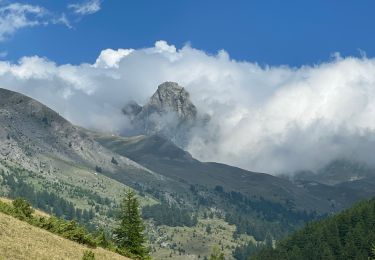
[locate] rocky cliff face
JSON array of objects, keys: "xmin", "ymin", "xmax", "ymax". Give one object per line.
[
  {"xmin": 143, "ymin": 82, "xmax": 197, "ymax": 121},
  {"xmin": 122, "ymin": 82, "xmax": 206, "ymax": 147}
]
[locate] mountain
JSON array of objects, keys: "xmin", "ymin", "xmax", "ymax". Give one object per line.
[
  {"xmin": 251, "ymin": 197, "xmax": 375, "ymax": 260},
  {"xmin": 291, "ymin": 160, "xmax": 375, "ymax": 210},
  {"xmin": 2, "ymin": 87, "xmax": 375, "ymax": 259},
  {"xmin": 93, "ymin": 133, "xmax": 334, "ymax": 213},
  {"xmin": 0, "ymin": 87, "xmax": 157, "ymax": 178},
  {"xmin": 0, "ymin": 88, "xmax": 316, "ymax": 257},
  {"xmin": 0, "ymin": 87, "xmax": 185, "ymax": 194},
  {"xmin": 122, "ymin": 81, "xmax": 208, "ymax": 147},
  {"xmin": 293, "ymin": 159, "xmax": 375, "ymax": 186},
  {"xmin": 0, "ymin": 87, "xmax": 185, "ymax": 233}
]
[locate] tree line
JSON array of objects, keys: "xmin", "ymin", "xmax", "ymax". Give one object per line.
[
  {"xmin": 142, "ymin": 200, "xmax": 198, "ymax": 227},
  {"xmin": 0, "ymin": 187, "xmax": 149, "ymax": 259},
  {"xmin": 251, "ymin": 197, "xmax": 375, "ymax": 260},
  {"xmin": 2, "ymin": 171, "xmax": 95, "ymax": 224}
]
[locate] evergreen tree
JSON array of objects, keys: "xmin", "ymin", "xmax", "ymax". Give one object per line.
[{"xmin": 114, "ymin": 190, "xmax": 149, "ymax": 259}]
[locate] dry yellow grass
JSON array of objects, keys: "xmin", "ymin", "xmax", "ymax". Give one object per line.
[{"xmin": 0, "ymin": 212, "xmax": 130, "ymax": 260}]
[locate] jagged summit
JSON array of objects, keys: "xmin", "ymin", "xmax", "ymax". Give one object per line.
[
  {"xmin": 122, "ymin": 82, "xmax": 204, "ymax": 147},
  {"xmin": 141, "ymin": 81, "xmax": 197, "ymax": 121},
  {"xmin": 123, "ymin": 82, "xmax": 197, "ymax": 121}
]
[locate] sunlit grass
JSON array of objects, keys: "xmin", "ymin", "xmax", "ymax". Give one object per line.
[{"xmin": 0, "ymin": 212, "xmax": 130, "ymax": 260}]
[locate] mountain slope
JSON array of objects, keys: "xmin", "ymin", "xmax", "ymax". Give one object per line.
[
  {"xmin": 0, "ymin": 87, "xmax": 184, "ymax": 200},
  {"xmin": 0, "ymin": 87, "xmax": 157, "ymax": 176},
  {"xmin": 292, "ymin": 160, "xmax": 375, "ymax": 210},
  {"xmin": 93, "ymin": 133, "xmax": 331, "ymax": 213},
  {"xmin": 251, "ymin": 197, "xmax": 375, "ymax": 260},
  {"xmin": 0, "ymin": 87, "xmax": 171, "ymax": 232},
  {"xmin": 293, "ymin": 160, "xmax": 375, "ymax": 186},
  {"xmin": 0, "ymin": 211, "xmax": 128, "ymax": 260}
]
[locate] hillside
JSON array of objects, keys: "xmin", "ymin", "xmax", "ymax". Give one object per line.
[
  {"xmin": 251, "ymin": 197, "xmax": 375, "ymax": 260},
  {"xmin": 0, "ymin": 87, "xmax": 176, "ymax": 226},
  {"xmin": 0, "ymin": 211, "xmax": 128, "ymax": 260},
  {"xmin": 93, "ymin": 134, "xmax": 326, "ymax": 211},
  {"xmin": 3, "ymin": 87, "xmax": 375, "ymax": 259}
]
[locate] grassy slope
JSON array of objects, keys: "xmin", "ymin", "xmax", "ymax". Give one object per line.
[
  {"xmin": 0, "ymin": 158, "xmax": 157, "ymax": 226},
  {"xmin": 0, "ymin": 212, "xmax": 129, "ymax": 260}
]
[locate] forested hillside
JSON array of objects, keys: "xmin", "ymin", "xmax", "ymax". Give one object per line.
[{"xmin": 251, "ymin": 197, "xmax": 375, "ymax": 260}]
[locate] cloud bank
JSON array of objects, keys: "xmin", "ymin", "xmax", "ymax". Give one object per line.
[{"xmin": 2, "ymin": 41, "xmax": 375, "ymax": 174}]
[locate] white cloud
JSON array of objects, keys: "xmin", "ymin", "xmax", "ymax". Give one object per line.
[
  {"xmin": 0, "ymin": 3, "xmax": 47, "ymax": 41},
  {"xmin": 154, "ymin": 40, "xmax": 177, "ymax": 54},
  {"xmin": 0, "ymin": 2, "xmax": 74, "ymax": 41},
  {"xmin": 54, "ymin": 13, "xmax": 72, "ymax": 29},
  {"xmin": 2, "ymin": 41, "xmax": 375, "ymax": 174},
  {"xmin": 94, "ymin": 48, "xmax": 134, "ymax": 68},
  {"xmin": 68, "ymin": 0, "xmax": 101, "ymax": 15}
]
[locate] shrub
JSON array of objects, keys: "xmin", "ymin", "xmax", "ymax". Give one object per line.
[
  {"xmin": 95, "ymin": 166, "xmax": 102, "ymax": 173},
  {"xmin": 111, "ymin": 157, "xmax": 118, "ymax": 165},
  {"xmin": 82, "ymin": 250, "xmax": 95, "ymax": 260},
  {"xmin": 12, "ymin": 198, "xmax": 34, "ymax": 219}
]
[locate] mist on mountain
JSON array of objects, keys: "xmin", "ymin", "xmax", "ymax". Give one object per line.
[{"xmin": 2, "ymin": 42, "xmax": 375, "ymax": 174}]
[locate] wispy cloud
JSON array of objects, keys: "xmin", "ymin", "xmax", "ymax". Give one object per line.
[
  {"xmin": 0, "ymin": 0, "xmax": 103, "ymax": 41},
  {"xmin": 68, "ymin": 0, "xmax": 101, "ymax": 16},
  {"xmin": 54, "ymin": 13, "xmax": 72, "ymax": 29},
  {"xmin": 0, "ymin": 2, "xmax": 73, "ymax": 41},
  {"xmin": 0, "ymin": 3, "xmax": 47, "ymax": 41}
]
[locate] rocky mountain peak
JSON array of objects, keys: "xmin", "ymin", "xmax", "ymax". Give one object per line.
[
  {"xmin": 146, "ymin": 81, "xmax": 197, "ymax": 121},
  {"xmin": 122, "ymin": 82, "xmax": 205, "ymax": 147}
]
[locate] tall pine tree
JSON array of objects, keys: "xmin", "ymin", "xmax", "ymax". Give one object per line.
[{"xmin": 114, "ymin": 190, "xmax": 149, "ymax": 259}]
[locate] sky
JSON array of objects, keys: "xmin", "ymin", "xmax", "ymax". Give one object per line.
[
  {"xmin": 2, "ymin": 0, "xmax": 375, "ymax": 66},
  {"xmin": 2, "ymin": 1, "xmax": 375, "ymax": 175}
]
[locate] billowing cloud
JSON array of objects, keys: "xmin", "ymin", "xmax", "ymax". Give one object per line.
[
  {"xmin": 2, "ymin": 40, "xmax": 375, "ymax": 174},
  {"xmin": 94, "ymin": 48, "xmax": 134, "ymax": 68},
  {"xmin": 68, "ymin": 0, "xmax": 101, "ymax": 15}
]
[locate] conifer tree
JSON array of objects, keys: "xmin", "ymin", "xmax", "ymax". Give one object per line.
[{"xmin": 114, "ymin": 189, "xmax": 149, "ymax": 259}]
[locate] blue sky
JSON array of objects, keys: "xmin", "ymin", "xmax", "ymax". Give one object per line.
[{"xmin": 1, "ymin": 0, "xmax": 375, "ymax": 66}]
